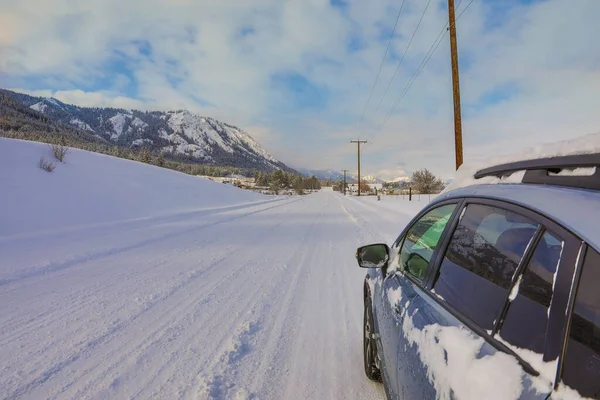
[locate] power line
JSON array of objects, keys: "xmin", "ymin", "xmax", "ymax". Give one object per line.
[
  {"xmin": 378, "ymin": 27, "xmax": 446, "ymax": 132},
  {"xmin": 363, "ymin": 25, "xmax": 447, "ymax": 148},
  {"xmin": 457, "ymin": 0, "xmax": 476, "ymax": 20},
  {"xmin": 357, "ymin": 0, "xmax": 406, "ymax": 126},
  {"xmin": 368, "ymin": 0, "xmax": 433, "ymax": 122},
  {"xmin": 367, "ymin": 0, "xmax": 477, "ymax": 140}
]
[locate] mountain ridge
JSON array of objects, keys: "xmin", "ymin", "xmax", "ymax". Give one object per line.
[{"xmin": 0, "ymin": 89, "xmax": 294, "ymax": 173}]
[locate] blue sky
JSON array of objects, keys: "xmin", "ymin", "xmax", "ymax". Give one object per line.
[{"xmin": 1, "ymin": 0, "xmax": 599, "ymax": 180}]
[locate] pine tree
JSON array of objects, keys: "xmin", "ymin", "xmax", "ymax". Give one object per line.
[
  {"xmin": 155, "ymin": 152, "xmax": 165, "ymax": 167},
  {"xmin": 139, "ymin": 147, "xmax": 152, "ymax": 163},
  {"xmin": 270, "ymin": 169, "xmax": 286, "ymax": 193}
]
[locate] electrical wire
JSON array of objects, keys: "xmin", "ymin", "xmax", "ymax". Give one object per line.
[
  {"xmin": 368, "ymin": 0, "xmax": 433, "ymax": 123},
  {"xmin": 366, "ymin": 0, "xmax": 477, "ymax": 143},
  {"xmin": 356, "ymin": 0, "xmax": 406, "ymax": 126}
]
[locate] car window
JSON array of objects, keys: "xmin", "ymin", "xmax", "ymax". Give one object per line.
[
  {"xmin": 561, "ymin": 247, "xmax": 600, "ymax": 398},
  {"xmin": 396, "ymin": 204, "xmax": 457, "ymax": 281},
  {"xmin": 432, "ymin": 203, "xmax": 539, "ymax": 330},
  {"xmin": 498, "ymin": 231, "xmax": 563, "ymax": 354}
]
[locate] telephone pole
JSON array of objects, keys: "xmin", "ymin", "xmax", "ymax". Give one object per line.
[
  {"xmin": 350, "ymin": 140, "xmax": 367, "ymax": 196},
  {"xmin": 342, "ymin": 169, "xmax": 349, "ymax": 195},
  {"xmin": 448, "ymin": 0, "xmax": 463, "ymax": 170}
]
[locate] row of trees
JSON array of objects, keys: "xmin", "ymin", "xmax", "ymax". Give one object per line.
[{"xmin": 254, "ymin": 170, "xmax": 321, "ymax": 195}]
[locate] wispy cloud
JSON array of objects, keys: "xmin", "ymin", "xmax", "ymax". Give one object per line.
[{"xmin": 1, "ymin": 0, "xmax": 598, "ymax": 180}]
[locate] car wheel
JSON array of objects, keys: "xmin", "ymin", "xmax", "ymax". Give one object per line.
[{"xmin": 364, "ymin": 296, "xmax": 381, "ymax": 381}]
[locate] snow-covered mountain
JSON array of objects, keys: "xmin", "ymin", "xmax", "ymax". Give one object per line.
[
  {"xmin": 349, "ymin": 174, "xmax": 384, "ymax": 184},
  {"xmin": 296, "ymin": 169, "xmax": 349, "ymax": 181},
  {"xmin": 388, "ymin": 176, "xmax": 411, "ymax": 183},
  {"xmin": 2, "ymin": 89, "xmax": 292, "ymax": 172}
]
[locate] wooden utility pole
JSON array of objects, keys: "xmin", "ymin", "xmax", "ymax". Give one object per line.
[
  {"xmin": 448, "ymin": 0, "xmax": 463, "ymax": 170},
  {"xmin": 342, "ymin": 169, "xmax": 349, "ymax": 195},
  {"xmin": 350, "ymin": 140, "xmax": 367, "ymax": 196}
]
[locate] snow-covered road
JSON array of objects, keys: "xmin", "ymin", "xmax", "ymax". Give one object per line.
[
  {"xmin": 1, "ymin": 189, "xmax": 426, "ymax": 400},
  {"xmin": 0, "ymin": 139, "xmax": 430, "ymax": 399}
]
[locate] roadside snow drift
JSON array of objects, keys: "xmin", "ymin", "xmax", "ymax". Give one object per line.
[{"xmin": 0, "ymin": 138, "xmax": 266, "ymax": 237}]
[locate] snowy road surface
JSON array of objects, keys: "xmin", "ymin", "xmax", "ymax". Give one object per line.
[
  {"xmin": 0, "ymin": 139, "xmax": 429, "ymax": 399},
  {"xmin": 1, "ymin": 190, "xmax": 427, "ymax": 399}
]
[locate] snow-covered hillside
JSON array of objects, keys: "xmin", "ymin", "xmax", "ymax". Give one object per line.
[
  {"xmin": 0, "ymin": 138, "xmax": 429, "ymax": 400},
  {"xmin": 0, "ymin": 138, "xmax": 267, "ymax": 237}
]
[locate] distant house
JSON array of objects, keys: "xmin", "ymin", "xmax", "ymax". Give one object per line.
[
  {"xmin": 347, "ymin": 183, "xmax": 383, "ymax": 195},
  {"xmin": 198, "ymin": 174, "xmax": 255, "ymax": 187}
]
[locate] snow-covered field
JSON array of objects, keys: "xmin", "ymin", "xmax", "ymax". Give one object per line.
[{"xmin": 0, "ymin": 139, "xmax": 426, "ymax": 400}]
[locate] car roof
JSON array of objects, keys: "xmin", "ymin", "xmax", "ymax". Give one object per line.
[{"xmin": 436, "ymin": 183, "xmax": 600, "ymax": 251}]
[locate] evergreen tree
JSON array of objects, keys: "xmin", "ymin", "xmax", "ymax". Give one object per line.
[
  {"xmin": 292, "ymin": 175, "xmax": 305, "ymax": 195},
  {"xmin": 155, "ymin": 152, "xmax": 165, "ymax": 167},
  {"xmin": 139, "ymin": 147, "xmax": 152, "ymax": 163},
  {"xmin": 270, "ymin": 169, "xmax": 286, "ymax": 193}
]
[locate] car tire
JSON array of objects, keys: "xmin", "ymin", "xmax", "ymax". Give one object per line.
[{"xmin": 364, "ymin": 296, "xmax": 382, "ymax": 381}]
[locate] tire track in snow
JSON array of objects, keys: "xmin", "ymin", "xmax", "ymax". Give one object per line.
[
  {"xmin": 0, "ymin": 197, "xmax": 302, "ymax": 290},
  {"xmin": 2, "ymin": 198, "xmax": 309, "ymax": 399},
  {"xmin": 115, "ymin": 199, "xmax": 318, "ymax": 400},
  {"xmin": 0, "ymin": 197, "xmax": 288, "ymax": 243},
  {"xmin": 269, "ymin": 194, "xmax": 384, "ymax": 400},
  {"xmin": 0, "ymin": 197, "xmax": 303, "ymax": 352},
  {"xmin": 192, "ymin": 194, "xmax": 332, "ymax": 400}
]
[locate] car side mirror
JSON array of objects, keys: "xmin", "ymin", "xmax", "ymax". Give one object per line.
[{"xmin": 356, "ymin": 244, "xmax": 390, "ymax": 269}]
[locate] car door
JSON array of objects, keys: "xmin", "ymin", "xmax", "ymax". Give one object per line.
[
  {"xmin": 373, "ymin": 201, "xmax": 460, "ymax": 400},
  {"xmin": 554, "ymin": 245, "xmax": 600, "ymax": 398},
  {"xmin": 391, "ymin": 199, "xmax": 581, "ymax": 400}
]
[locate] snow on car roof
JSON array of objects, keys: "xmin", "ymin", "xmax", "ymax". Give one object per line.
[
  {"xmin": 438, "ymin": 132, "xmax": 600, "ymax": 250},
  {"xmin": 443, "ymin": 132, "xmax": 600, "ymax": 193}
]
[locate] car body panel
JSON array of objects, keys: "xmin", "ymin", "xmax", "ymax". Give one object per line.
[{"xmin": 371, "ymin": 268, "xmax": 552, "ymax": 400}]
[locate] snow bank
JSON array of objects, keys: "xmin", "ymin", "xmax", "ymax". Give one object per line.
[
  {"xmin": 0, "ymin": 138, "xmax": 266, "ymax": 237},
  {"xmin": 444, "ymin": 132, "xmax": 600, "ymax": 193}
]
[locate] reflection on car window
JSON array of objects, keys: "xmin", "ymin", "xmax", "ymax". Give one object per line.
[
  {"xmin": 433, "ymin": 204, "xmax": 538, "ymax": 330},
  {"xmin": 397, "ymin": 204, "xmax": 457, "ymax": 281},
  {"xmin": 499, "ymin": 231, "xmax": 563, "ymax": 353},
  {"xmin": 562, "ymin": 247, "xmax": 600, "ymax": 399}
]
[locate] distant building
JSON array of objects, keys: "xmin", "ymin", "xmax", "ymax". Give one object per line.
[
  {"xmin": 197, "ymin": 175, "xmax": 256, "ymax": 187},
  {"xmin": 347, "ymin": 183, "xmax": 383, "ymax": 195}
]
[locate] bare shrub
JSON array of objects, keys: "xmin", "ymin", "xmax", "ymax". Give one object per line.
[
  {"xmin": 38, "ymin": 157, "xmax": 56, "ymax": 172},
  {"xmin": 411, "ymin": 168, "xmax": 444, "ymax": 194},
  {"xmin": 50, "ymin": 143, "xmax": 69, "ymax": 162}
]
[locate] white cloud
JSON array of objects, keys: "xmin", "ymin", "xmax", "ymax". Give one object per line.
[
  {"xmin": 1, "ymin": 0, "xmax": 598, "ymax": 179},
  {"xmin": 6, "ymin": 88, "xmax": 54, "ymax": 98}
]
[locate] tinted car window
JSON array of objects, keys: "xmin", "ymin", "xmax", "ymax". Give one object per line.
[
  {"xmin": 397, "ymin": 204, "xmax": 456, "ymax": 281},
  {"xmin": 433, "ymin": 204, "xmax": 538, "ymax": 330},
  {"xmin": 499, "ymin": 231, "xmax": 563, "ymax": 353},
  {"xmin": 562, "ymin": 247, "xmax": 600, "ymax": 399}
]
